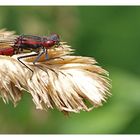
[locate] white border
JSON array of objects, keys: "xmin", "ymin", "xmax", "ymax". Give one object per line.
[
  {"xmin": 0, "ymin": 0, "xmax": 139, "ymax": 5},
  {"xmin": 0, "ymin": 0, "xmax": 139, "ymax": 139}
]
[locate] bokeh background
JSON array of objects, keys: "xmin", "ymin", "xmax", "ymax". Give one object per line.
[{"xmin": 0, "ymin": 6, "xmax": 140, "ymax": 134}]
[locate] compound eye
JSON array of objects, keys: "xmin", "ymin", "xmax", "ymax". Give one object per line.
[{"xmin": 50, "ymin": 34, "xmax": 60, "ymax": 42}]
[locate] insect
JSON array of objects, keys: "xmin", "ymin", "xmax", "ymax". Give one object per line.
[
  {"xmin": 13, "ymin": 34, "xmax": 60, "ymax": 73},
  {"xmin": 0, "ymin": 33, "xmax": 61, "ymax": 75}
]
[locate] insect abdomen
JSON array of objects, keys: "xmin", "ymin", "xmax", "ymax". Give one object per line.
[{"xmin": 0, "ymin": 48, "xmax": 14, "ymax": 56}]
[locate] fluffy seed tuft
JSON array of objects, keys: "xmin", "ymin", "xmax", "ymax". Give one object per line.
[{"xmin": 0, "ymin": 29, "xmax": 111, "ymax": 113}]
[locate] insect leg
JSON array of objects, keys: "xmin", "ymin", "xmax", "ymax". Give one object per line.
[
  {"xmin": 45, "ymin": 51, "xmax": 49, "ymax": 60},
  {"xmin": 33, "ymin": 48, "xmax": 45, "ymax": 65},
  {"xmin": 17, "ymin": 53, "xmax": 39, "ymax": 73},
  {"xmin": 33, "ymin": 48, "xmax": 49, "ymax": 62},
  {"xmin": 32, "ymin": 49, "xmax": 52, "ymax": 75},
  {"xmin": 33, "ymin": 48, "xmax": 59, "ymax": 76}
]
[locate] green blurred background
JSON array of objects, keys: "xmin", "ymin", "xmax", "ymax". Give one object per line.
[{"xmin": 0, "ymin": 6, "xmax": 140, "ymax": 134}]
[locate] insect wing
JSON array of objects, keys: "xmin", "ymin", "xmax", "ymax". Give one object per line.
[{"xmin": 21, "ymin": 35, "xmax": 42, "ymax": 45}]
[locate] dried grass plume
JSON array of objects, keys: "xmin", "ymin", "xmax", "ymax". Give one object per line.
[{"xmin": 0, "ymin": 29, "xmax": 111, "ymax": 113}]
